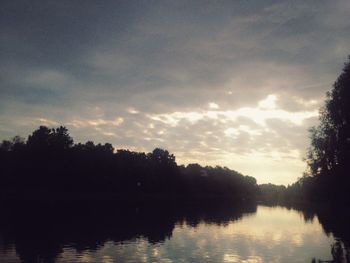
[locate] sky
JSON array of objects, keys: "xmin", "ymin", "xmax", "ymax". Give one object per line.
[{"xmin": 1, "ymin": 1, "xmax": 350, "ymax": 185}]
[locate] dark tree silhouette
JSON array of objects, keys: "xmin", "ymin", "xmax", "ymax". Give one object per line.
[
  {"xmin": 258, "ymin": 183, "xmax": 287, "ymax": 204},
  {"xmin": 255, "ymin": 57, "xmax": 350, "ymax": 205},
  {"xmin": 0, "ymin": 126, "xmax": 258, "ymax": 202},
  {"xmin": 307, "ymin": 57, "xmax": 350, "ymax": 177},
  {"xmin": 285, "ymin": 56, "xmax": 350, "ymax": 204},
  {"xmin": 26, "ymin": 126, "xmax": 73, "ymax": 153}
]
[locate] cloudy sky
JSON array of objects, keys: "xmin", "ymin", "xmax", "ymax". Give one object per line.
[{"xmin": 1, "ymin": 1, "xmax": 349, "ymax": 185}]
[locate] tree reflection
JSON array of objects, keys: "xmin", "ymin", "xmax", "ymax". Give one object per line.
[
  {"xmin": 0, "ymin": 201, "xmax": 256, "ymax": 262},
  {"xmin": 312, "ymin": 241, "xmax": 350, "ymax": 263},
  {"xmin": 286, "ymin": 204, "xmax": 350, "ymax": 263}
]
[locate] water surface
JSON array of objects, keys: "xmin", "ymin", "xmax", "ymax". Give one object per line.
[{"xmin": 0, "ymin": 203, "xmax": 345, "ymax": 263}]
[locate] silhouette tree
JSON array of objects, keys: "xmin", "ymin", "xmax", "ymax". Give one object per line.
[
  {"xmin": 50, "ymin": 126, "xmax": 74, "ymax": 151},
  {"xmin": 26, "ymin": 126, "xmax": 73, "ymax": 153},
  {"xmin": 26, "ymin": 126, "xmax": 52, "ymax": 152},
  {"xmin": 307, "ymin": 56, "xmax": 350, "ymax": 177},
  {"xmin": 303, "ymin": 56, "xmax": 350, "ymax": 203},
  {"xmin": 0, "ymin": 125, "xmax": 259, "ymax": 202},
  {"xmin": 0, "ymin": 139, "xmax": 13, "ymax": 152}
]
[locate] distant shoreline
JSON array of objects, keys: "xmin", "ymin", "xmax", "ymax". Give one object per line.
[{"xmin": 0, "ymin": 191, "xmax": 256, "ymax": 204}]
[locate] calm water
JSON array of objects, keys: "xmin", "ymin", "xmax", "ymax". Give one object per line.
[{"xmin": 0, "ymin": 202, "xmax": 348, "ymax": 263}]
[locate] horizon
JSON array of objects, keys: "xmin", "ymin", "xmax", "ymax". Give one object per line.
[
  {"xmin": 0, "ymin": 123, "xmax": 308, "ymax": 187},
  {"xmin": 1, "ymin": 1, "xmax": 350, "ymax": 185}
]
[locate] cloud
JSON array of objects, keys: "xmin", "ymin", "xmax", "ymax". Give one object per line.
[
  {"xmin": 148, "ymin": 95, "xmax": 318, "ymax": 127},
  {"xmin": 1, "ymin": 0, "xmax": 350, "ymax": 184}
]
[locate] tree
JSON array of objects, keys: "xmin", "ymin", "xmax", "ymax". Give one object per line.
[
  {"xmin": 149, "ymin": 148, "xmax": 176, "ymax": 166},
  {"xmin": 0, "ymin": 139, "xmax": 13, "ymax": 152},
  {"xmin": 305, "ymin": 56, "xmax": 350, "ymax": 202},
  {"xmin": 307, "ymin": 56, "xmax": 350, "ymax": 177},
  {"xmin": 27, "ymin": 126, "xmax": 52, "ymax": 152},
  {"xmin": 51, "ymin": 126, "xmax": 74, "ymax": 150},
  {"xmin": 0, "ymin": 125, "xmax": 259, "ymax": 201},
  {"xmin": 27, "ymin": 126, "xmax": 73, "ymax": 153}
]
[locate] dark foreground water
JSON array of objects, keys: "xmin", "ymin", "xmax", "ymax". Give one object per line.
[{"xmin": 0, "ymin": 202, "xmax": 348, "ymax": 263}]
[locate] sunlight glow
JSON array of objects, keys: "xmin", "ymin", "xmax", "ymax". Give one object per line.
[
  {"xmin": 68, "ymin": 117, "xmax": 124, "ymax": 128},
  {"xmin": 224, "ymin": 128, "xmax": 240, "ymax": 139},
  {"xmin": 148, "ymin": 95, "xmax": 318, "ymax": 127},
  {"xmin": 223, "ymin": 254, "xmax": 241, "ymax": 262},
  {"xmin": 209, "ymin": 102, "xmax": 220, "ymax": 109},
  {"xmin": 295, "ymin": 97, "xmax": 320, "ymax": 107},
  {"xmin": 218, "ymin": 151, "xmax": 304, "ymax": 184},
  {"xmin": 127, "ymin": 108, "xmax": 140, "ymax": 114},
  {"xmin": 258, "ymin": 94, "xmax": 277, "ymax": 109},
  {"xmin": 36, "ymin": 118, "xmax": 59, "ymax": 126},
  {"xmin": 102, "ymin": 131, "xmax": 117, "ymax": 137}
]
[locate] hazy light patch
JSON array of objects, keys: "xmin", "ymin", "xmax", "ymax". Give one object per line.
[
  {"xmin": 206, "ymin": 111, "xmax": 220, "ymax": 119},
  {"xmin": 239, "ymin": 125, "xmax": 263, "ymax": 136},
  {"xmin": 218, "ymin": 151, "xmax": 305, "ymax": 185},
  {"xmin": 152, "ymin": 247, "xmax": 160, "ymax": 257},
  {"xmin": 200, "ymin": 141, "xmax": 208, "ymax": 147},
  {"xmin": 241, "ymin": 124, "xmax": 258, "ymax": 133},
  {"xmin": 258, "ymin": 94, "xmax": 277, "ymax": 109},
  {"xmin": 76, "ymin": 253, "xmax": 93, "ymax": 263},
  {"xmin": 102, "ymin": 255, "xmax": 114, "ymax": 263},
  {"xmin": 88, "ymin": 119, "xmax": 109, "ymax": 126},
  {"xmin": 224, "ymin": 128, "xmax": 240, "ymax": 139},
  {"xmin": 141, "ymin": 94, "xmax": 317, "ymax": 185},
  {"xmin": 262, "ymin": 150, "xmax": 301, "ymax": 162},
  {"xmin": 127, "ymin": 108, "xmax": 140, "ymax": 114},
  {"xmin": 269, "ymin": 151, "xmax": 283, "ymax": 161},
  {"xmin": 102, "ymin": 131, "xmax": 117, "ymax": 137},
  {"xmin": 223, "ymin": 253, "xmax": 240, "ymax": 262},
  {"xmin": 176, "ymin": 151, "xmax": 302, "ymax": 185},
  {"xmin": 144, "ymin": 137, "xmax": 165, "ymax": 143},
  {"xmin": 224, "ymin": 125, "xmax": 262, "ymax": 139},
  {"xmin": 148, "ymin": 95, "xmax": 318, "ymax": 127},
  {"xmin": 174, "ymin": 150, "xmax": 304, "ymax": 185},
  {"xmin": 208, "ymin": 102, "xmax": 219, "ymax": 109},
  {"xmin": 68, "ymin": 118, "xmax": 124, "ymax": 128},
  {"xmin": 36, "ymin": 118, "xmax": 59, "ymax": 126},
  {"xmin": 148, "ymin": 111, "xmax": 204, "ymax": 126},
  {"xmin": 218, "ymin": 108, "xmax": 317, "ymax": 126},
  {"xmin": 294, "ymin": 97, "xmax": 320, "ymax": 107}
]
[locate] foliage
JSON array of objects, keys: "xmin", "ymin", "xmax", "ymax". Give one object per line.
[
  {"xmin": 256, "ymin": 57, "xmax": 350, "ymax": 205},
  {"xmin": 258, "ymin": 183, "xmax": 286, "ymax": 203},
  {"xmin": 0, "ymin": 126, "xmax": 258, "ymax": 201},
  {"xmin": 307, "ymin": 57, "xmax": 350, "ymax": 177},
  {"xmin": 296, "ymin": 56, "xmax": 350, "ymax": 203}
]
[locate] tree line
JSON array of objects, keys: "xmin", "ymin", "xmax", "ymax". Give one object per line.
[
  {"xmin": 259, "ymin": 56, "xmax": 350, "ymax": 206},
  {"xmin": 0, "ymin": 126, "xmax": 258, "ymax": 201},
  {"xmin": 286, "ymin": 56, "xmax": 350, "ymax": 205},
  {"xmin": 1, "ymin": 57, "xmax": 349, "ymax": 205}
]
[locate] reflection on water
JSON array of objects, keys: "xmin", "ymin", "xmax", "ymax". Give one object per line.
[{"xmin": 0, "ymin": 202, "xmax": 348, "ymax": 263}]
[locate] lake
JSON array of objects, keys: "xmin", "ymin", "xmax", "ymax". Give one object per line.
[{"xmin": 0, "ymin": 202, "xmax": 348, "ymax": 263}]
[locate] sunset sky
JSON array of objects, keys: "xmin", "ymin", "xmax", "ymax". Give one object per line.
[{"xmin": 1, "ymin": 1, "xmax": 350, "ymax": 185}]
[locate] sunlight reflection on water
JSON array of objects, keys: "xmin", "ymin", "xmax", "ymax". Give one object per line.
[
  {"xmin": 54, "ymin": 206, "xmax": 333, "ymax": 263},
  {"xmin": 0, "ymin": 206, "xmax": 337, "ymax": 263}
]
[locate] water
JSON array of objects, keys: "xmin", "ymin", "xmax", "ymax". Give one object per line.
[{"xmin": 0, "ymin": 202, "xmax": 347, "ymax": 263}]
